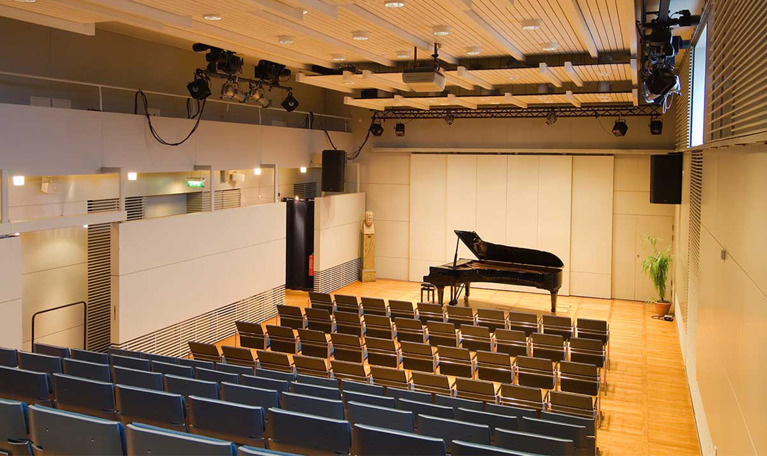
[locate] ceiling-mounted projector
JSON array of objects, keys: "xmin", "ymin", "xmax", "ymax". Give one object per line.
[{"xmin": 402, "ymin": 68, "xmax": 446, "ymax": 92}]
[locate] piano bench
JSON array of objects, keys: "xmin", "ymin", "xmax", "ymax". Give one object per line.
[{"xmin": 421, "ymin": 283, "xmax": 436, "ymax": 303}]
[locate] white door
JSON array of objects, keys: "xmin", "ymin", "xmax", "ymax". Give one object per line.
[{"xmin": 612, "ymin": 214, "xmax": 673, "ymax": 301}]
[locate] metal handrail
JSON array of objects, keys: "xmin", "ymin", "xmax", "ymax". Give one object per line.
[{"xmin": 31, "ymin": 301, "xmax": 87, "ymax": 352}]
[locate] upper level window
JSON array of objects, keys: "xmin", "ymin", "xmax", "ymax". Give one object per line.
[{"xmin": 690, "ymin": 25, "xmax": 708, "ymax": 147}]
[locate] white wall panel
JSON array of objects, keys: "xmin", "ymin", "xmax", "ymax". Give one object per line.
[
  {"xmin": 537, "ymin": 156, "xmax": 572, "ymax": 295},
  {"xmin": 375, "ymin": 257, "xmax": 408, "ymax": 281},
  {"xmin": 409, "ymin": 154, "xmax": 447, "ymax": 281},
  {"xmin": 0, "ymin": 237, "xmax": 22, "ymax": 349},
  {"xmin": 359, "ymin": 184, "xmax": 409, "ymax": 222},
  {"xmin": 507, "ymin": 156, "xmax": 540, "ymax": 249},
  {"xmin": 476, "ymin": 156, "xmax": 508, "ymax": 245},
  {"xmin": 445, "ymin": 156, "xmax": 477, "ymax": 261},
  {"xmin": 375, "ymin": 220, "xmax": 408, "ymax": 259},
  {"xmin": 314, "ymin": 192, "xmax": 365, "ymax": 271}
]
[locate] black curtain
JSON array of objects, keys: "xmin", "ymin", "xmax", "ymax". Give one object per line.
[{"xmin": 285, "ymin": 198, "xmax": 314, "ymax": 290}]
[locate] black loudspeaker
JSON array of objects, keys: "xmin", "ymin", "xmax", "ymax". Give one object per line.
[
  {"xmin": 322, "ymin": 149, "xmax": 346, "ymax": 192},
  {"xmin": 650, "ymin": 153, "xmax": 683, "ymax": 204}
]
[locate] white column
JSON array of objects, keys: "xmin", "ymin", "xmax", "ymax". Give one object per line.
[{"xmin": 0, "ymin": 169, "xmax": 9, "ymax": 224}]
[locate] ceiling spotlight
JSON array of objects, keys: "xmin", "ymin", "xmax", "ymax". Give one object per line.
[
  {"xmin": 395, "ymin": 122, "xmax": 405, "ymax": 137},
  {"xmin": 541, "ymin": 41, "xmax": 558, "ymax": 51},
  {"xmin": 465, "ymin": 46, "xmax": 482, "ymax": 56},
  {"xmin": 220, "ymin": 79, "xmax": 238, "ymax": 100},
  {"xmin": 352, "ymin": 31, "xmax": 369, "ymax": 41},
  {"xmin": 433, "ymin": 25, "xmax": 451, "ymax": 36},
  {"xmin": 546, "ymin": 110, "xmax": 558, "ymax": 126},
  {"xmin": 14, "ymin": 0, "xmax": 37, "ymax": 3},
  {"xmin": 612, "ymin": 118, "xmax": 628, "ymax": 137},
  {"xmin": 521, "ymin": 19, "xmax": 542, "ymax": 30},
  {"xmin": 650, "ymin": 117, "xmax": 663, "ymax": 135},
  {"xmin": 254, "ymin": 168, "xmax": 262, "ymax": 176},
  {"xmin": 278, "ymin": 35, "xmax": 295, "ymax": 45},
  {"xmin": 249, "ymin": 84, "xmax": 272, "ymax": 108},
  {"xmin": 396, "ymin": 50, "xmax": 411, "ymax": 59},
  {"xmin": 281, "ymin": 91, "xmax": 299, "ymax": 112},
  {"xmin": 443, "ymin": 113, "xmax": 455, "ymax": 126},
  {"xmin": 127, "ymin": 172, "xmax": 138, "ymax": 181},
  {"xmin": 369, "ymin": 121, "xmax": 384, "ymax": 136},
  {"xmin": 384, "ymin": 1, "xmax": 405, "ymax": 7},
  {"xmin": 203, "ymin": 13, "xmax": 222, "ymax": 21},
  {"xmin": 331, "ymin": 54, "xmax": 346, "ymax": 62}
]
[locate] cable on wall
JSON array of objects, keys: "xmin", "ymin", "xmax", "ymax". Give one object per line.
[{"xmin": 134, "ymin": 90, "xmax": 207, "ymax": 146}]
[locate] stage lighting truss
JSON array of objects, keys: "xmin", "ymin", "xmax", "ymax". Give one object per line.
[{"xmin": 371, "ymin": 105, "xmax": 661, "ymax": 121}]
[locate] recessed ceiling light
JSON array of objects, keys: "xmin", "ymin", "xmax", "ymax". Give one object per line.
[
  {"xmin": 481, "ymin": 97, "xmax": 491, "ymax": 101},
  {"xmin": 600, "ymin": 70, "xmax": 612, "ymax": 77},
  {"xmin": 278, "ymin": 35, "xmax": 295, "ymax": 45},
  {"xmin": 521, "ymin": 19, "xmax": 542, "ymax": 30},
  {"xmin": 203, "ymin": 13, "xmax": 222, "ymax": 21},
  {"xmin": 433, "ymin": 25, "xmax": 450, "ymax": 36},
  {"xmin": 541, "ymin": 41, "xmax": 558, "ymax": 51},
  {"xmin": 14, "ymin": 0, "xmax": 37, "ymax": 3},
  {"xmin": 384, "ymin": 1, "xmax": 405, "ymax": 7},
  {"xmin": 254, "ymin": 168, "xmax": 262, "ymax": 176},
  {"xmin": 302, "ymin": 9, "xmax": 308, "ymax": 14},
  {"xmin": 352, "ymin": 31, "xmax": 369, "ymax": 41},
  {"xmin": 465, "ymin": 46, "xmax": 482, "ymax": 56},
  {"xmin": 343, "ymin": 80, "xmax": 356, "ymax": 86},
  {"xmin": 396, "ymin": 50, "xmax": 411, "ymax": 59},
  {"xmin": 508, "ymin": 75, "xmax": 520, "ymax": 81},
  {"xmin": 127, "ymin": 172, "xmax": 138, "ymax": 181},
  {"xmin": 331, "ymin": 54, "xmax": 346, "ymax": 62}
]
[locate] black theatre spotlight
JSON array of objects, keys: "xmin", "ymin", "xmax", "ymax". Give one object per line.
[
  {"xmin": 281, "ymin": 91, "xmax": 299, "ymax": 112},
  {"xmin": 220, "ymin": 79, "xmax": 239, "ymax": 100},
  {"xmin": 395, "ymin": 121, "xmax": 405, "ymax": 137},
  {"xmin": 545, "ymin": 110, "xmax": 558, "ymax": 126},
  {"xmin": 650, "ymin": 117, "xmax": 663, "ymax": 135},
  {"xmin": 187, "ymin": 72, "xmax": 211, "ymax": 100},
  {"xmin": 612, "ymin": 118, "xmax": 628, "ymax": 137},
  {"xmin": 443, "ymin": 113, "xmax": 455, "ymax": 126},
  {"xmin": 369, "ymin": 121, "xmax": 384, "ymax": 137}
]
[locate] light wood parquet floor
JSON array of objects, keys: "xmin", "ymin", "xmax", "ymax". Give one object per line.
[{"xmin": 217, "ymin": 279, "xmax": 700, "ymax": 456}]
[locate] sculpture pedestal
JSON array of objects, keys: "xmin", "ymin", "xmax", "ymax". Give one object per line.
[{"xmin": 362, "ymin": 233, "xmax": 376, "ymax": 282}]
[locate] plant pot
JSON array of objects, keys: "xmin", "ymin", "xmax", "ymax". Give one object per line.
[{"xmin": 654, "ymin": 301, "xmax": 671, "ymax": 316}]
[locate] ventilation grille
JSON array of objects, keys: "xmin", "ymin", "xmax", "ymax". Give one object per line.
[
  {"xmin": 314, "ymin": 257, "xmax": 361, "ymax": 294},
  {"xmin": 675, "ymin": 52, "xmax": 693, "ymax": 150},
  {"xmin": 686, "ymin": 151, "xmax": 704, "ymax": 330},
  {"xmin": 88, "ymin": 198, "xmax": 119, "ymax": 213},
  {"xmin": 293, "ymin": 182, "xmax": 318, "ymax": 199},
  {"xmin": 125, "ymin": 196, "xmax": 145, "ymax": 221},
  {"xmin": 86, "ymin": 198, "xmax": 118, "ymax": 352},
  {"xmin": 187, "ymin": 189, "xmax": 242, "ymax": 213},
  {"xmin": 708, "ymin": 0, "xmax": 767, "ymax": 142},
  {"xmin": 114, "ymin": 285, "xmax": 284, "ymax": 357}
]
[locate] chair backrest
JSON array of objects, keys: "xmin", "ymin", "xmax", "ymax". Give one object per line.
[
  {"xmin": 33, "ymin": 343, "xmax": 70, "ymax": 358},
  {"xmin": 347, "ymin": 401, "xmax": 414, "ymax": 432},
  {"xmin": 370, "ymin": 365, "xmax": 409, "ymax": 389},
  {"xmin": 219, "ymin": 362, "xmax": 255, "ymax": 378},
  {"xmin": 519, "ymin": 416, "xmax": 588, "ymax": 450},
  {"xmin": 266, "ymin": 326, "xmax": 299, "ymax": 355},
  {"xmin": 417, "ymin": 414, "xmax": 491, "ymax": 446},
  {"xmin": 0, "ymin": 347, "xmax": 18, "ymax": 367},
  {"xmin": 179, "ymin": 358, "xmax": 215, "ymax": 370},
  {"xmin": 266, "ymin": 408, "xmax": 351, "ymax": 455},
  {"xmin": 515, "ymin": 356, "xmax": 555, "ymax": 389},
  {"xmin": 360, "ymin": 297, "xmax": 388, "ymax": 316},
  {"xmin": 304, "ymin": 308, "xmax": 334, "ymax": 333},
  {"xmin": 569, "ymin": 338, "xmax": 605, "ymax": 368},
  {"xmin": 17, "ymin": 351, "xmax": 63, "ymax": 376},
  {"xmin": 152, "ymin": 361, "xmax": 194, "ymax": 378},
  {"xmin": 188, "ymin": 342, "xmax": 222, "ymax": 363},
  {"xmin": 427, "ymin": 321, "xmax": 458, "ymax": 347},
  {"xmin": 309, "ymin": 291, "xmax": 334, "ymax": 305},
  {"xmin": 145, "ymin": 353, "xmax": 180, "ymax": 364},
  {"xmin": 437, "ymin": 346, "xmax": 474, "ymax": 378},
  {"xmin": 195, "ymin": 367, "xmax": 240, "ymax": 384},
  {"xmin": 236, "ymin": 321, "xmax": 268, "ymax": 350},
  {"xmin": 126, "ymin": 422, "xmax": 235, "ymax": 456},
  {"xmin": 343, "ymin": 390, "xmax": 396, "ymax": 409},
  {"xmin": 476, "ymin": 351, "xmax": 513, "ymax": 383},
  {"xmin": 364, "ymin": 314, "xmax": 392, "ymax": 329},
  {"xmin": 112, "ymin": 365, "xmax": 164, "ymax": 390},
  {"xmin": 165, "ymin": 374, "xmax": 219, "ymax": 400},
  {"xmin": 499, "ymin": 384, "xmax": 545, "ymax": 411},
  {"xmin": 334, "ymin": 310, "xmax": 364, "ymax": 337},
  {"xmin": 63, "ymin": 358, "xmax": 112, "ymax": 382},
  {"xmin": 365, "ymin": 336, "xmax": 400, "ymax": 368},
  {"xmin": 389, "ymin": 300, "xmax": 416, "ymax": 319},
  {"xmin": 0, "ymin": 366, "xmax": 51, "ymax": 406},
  {"xmin": 548, "ymin": 391, "xmax": 596, "ymax": 419},
  {"xmin": 446, "ymin": 306, "xmax": 475, "ymax": 324},
  {"xmin": 296, "ymin": 373, "xmax": 338, "ymax": 388},
  {"xmin": 394, "ymin": 317, "xmax": 427, "ymax": 343},
  {"xmin": 459, "ymin": 325, "xmax": 493, "ymax": 351},
  {"xmin": 70, "ymin": 348, "xmax": 110, "ymax": 365},
  {"xmin": 292, "ymin": 355, "xmax": 330, "ymax": 377},
  {"xmin": 0, "ymin": 398, "xmax": 30, "ymax": 455},
  {"xmin": 111, "ymin": 354, "xmax": 152, "ymax": 371},
  {"xmin": 115, "ymin": 384, "xmax": 186, "ymax": 431},
  {"xmin": 485, "ymin": 403, "xmax": 537, "ymax": 419},
  {"xmin": 411, "ymin": 371, "xmax": 452, "ymax": 396},
  {"xmin": 451, "ymin": 440, "xmax": 525, "ymax": 456},
  {"xmin": 256, "ymin": 350, "xmax": 294, "ymax": 373},
  {"xmin": 507, "ymin": 312, "xmax": 539, "ymax": 336},
  {"xmin": 53, "ymin": 373, "xmax": 117, "ymax": 420},
  {"xmin": 531, "ymin": 333, "xmax": 566, "ymax": 362},
  {"xmin": 438, "ymin": 345, "xmax": 472, "ymax": 362},
  {"xmin": 353, "ymin": 424, "xmax": 446, "ymax": 456},
  {"xmin": 235, "ymin": 320, "xmax": 265, "ymax": 336},
  {"xmin": 256, "ymin": 367, "xmax": 297, "ymax": 382},
  {"xmin": 417, "ymin": 302, "xmax": 445, "ymax": 324},
  {"xmin": 108, "ymin": 348, "xmax": 144, "ymax": 359},
  {"xmin": 188, "ymin": 395, "xmax": 265, "ymax": 446},
  {"xmin": 221, "ymin": 382, "xmax": 280, "ymax": 410},
  {"xmin": 330, "ymin": 333, "xmax": 365, "ymax": 363},
  {"xmin": 289, "ymin": 382, "xmax": 342, "ymax": 401},
  {"xmin": 396, "ymin": 398, "xmax": 454, "ymax": 419},
  {"xmin": 341, "ymin": 379, "xmax": 384, "ymax": 396},
  {"xmin": 330, "ymin": 359, "xmax": 368, "ymax": 382},
  {"xmin": 476, "ymin": 309, "xmax": 507, "ymax": 332},
  {"xmin": 541, "ymin": 411, "xmax": 596, "ymax": 436},
  {"xmin": 494, "ymin": 329, "xmax": 529, "ymax": 357},
  {"xmin": 542, "ymin": 315, "xmax": 574, "ymax": 340},
  {"xmin": 454, "ymin": 377, "xmax": 498, "ymax": 403},
  {"xmin": 241, "ymin": 375, "xmax": 290, "ymax": 394},
  {"xmin": 400, "ymin": 341, "xmax": 436, "ymax": 373},
  {"xmin": 221, "ymin": 346, "xmax": 257, "ymax": 368},
  {"xmin": 276, "ymin": 305, "xmax": 305, "ymax": 330},
  {"xmin": 238, "ymin": 446, "xmax": 300, "ymax": 456},
  {"xmin": 434, "ymin": 395, "xmax": 484, "ymax": 411},
  {"xmin": 495, "ymin": 428, "xmax": 575, "ymax": 456},
  {"xmin": 29, "ymin": 405, "xmax": 126, "ymax": 456},
  {"xmin": 297, "ymin": 328, "xmax": 327, "ymax": 343},
  {"xmin": 575, "ymin": 318, "xmax": 609, "ymax": 344},
  {"xmin": 455, "ymin": 408, "xmax": 519, "ymax": 433},
  {"xmin": 333, "ymin": 294, "xmax": 359, "ymax": 307}
]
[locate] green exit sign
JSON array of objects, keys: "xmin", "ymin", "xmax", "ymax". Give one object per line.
[{"xmin": 187, "ymin": 178, "xmax": 205, "ymax": 188}]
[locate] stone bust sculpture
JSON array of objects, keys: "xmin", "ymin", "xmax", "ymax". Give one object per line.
[{"xmin": 362, "ymin": 210, "xmax": 375, "ymax": 235}]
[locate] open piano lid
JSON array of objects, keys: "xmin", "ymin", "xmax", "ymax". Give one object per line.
[{"xmin": 455, "ymin": 230, "xmax": 564, "ymax": 268}]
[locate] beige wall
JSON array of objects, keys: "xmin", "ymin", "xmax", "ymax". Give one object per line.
[
  {"xmin": 0, "ymin": 237, "xmax": 22, "ymax": 349},
  {"xmin": 313, "ymin": 193, "xmax": 366, "ymax": 272}
]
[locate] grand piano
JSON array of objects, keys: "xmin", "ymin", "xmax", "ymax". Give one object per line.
[{"xmin": 423, "ymin": 230, "xmax": 564, "ymax": 313}]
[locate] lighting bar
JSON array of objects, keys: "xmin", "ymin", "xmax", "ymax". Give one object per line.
[{"xmin": 372, "ymin": 105, "xmax": 661, "ymax": 120}]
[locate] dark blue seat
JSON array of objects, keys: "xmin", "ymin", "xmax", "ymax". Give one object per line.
[
  {"xmin": 0, "ymin": 366, "xmax": 52, "ymax": 406},
  {"xmin": 63, "ymin": 358, "xmax": 112, "ymax": 382},
  {"xmin": 28, "ymin": 405, "xmax": 126, "ymax": 455},
  {"xmin": 53, "ymin": 373, "xmax": 117, "ymax": 420},
  {"xmin": 112, "ymin": 365, "xmax": 164, "ymax": 390},
  {"xmin": 33, "ymin": 343, "xmax": 70, "ymax": 358},
  {"xmin": 0, "ymin": 398, "xmax": 32, "ymax": 455},
  {"xmin": 340, "ymin": 379, "xmax": 385, "ymax": 396},
  {"xmin": 281, "ymin": 392, "xmax": 345, "ymax": 420},
  {"xmin": 289, "ymin": 382, "xmax": 341, "ymax": 400},
  {"xmin": 385, "ymin": 387, "xmax": 432, "ymax": 403},
  {"xmin": 456, "ymin": 408, "xmax": 519, "ymax": 434},
  {"xmin": 111, "ymin": 354, "xmax": 151, "ymax": 371},
  {"xmin": 126, "ymin": 422, "xmax": 235, "ymax": 455},
  {"xmin": 353, "ymin": 423, "xmax": 446, "ymax": 456},
  {"xmin": 17, "ymin": 351, "xmax": 62, "ymax": 377},
  {"xmin": 115, "ymin": 384, "xmax": 186, "ymax": 431},
  {"xmin": 416, "ymin": 414, "xmax": 491, "ymax": 446},
  {"xmin": 241, "ymin": 375, "xmax": 289, "ymax": 394},
  {"xmin": 540, "ymin": 411, "xmax": 596, "ymax": 436},
  {"xmin": 435, "ymin": 394, "xmax": 484, "ymax": 411},
  {"xmin": 216, "ymin": 363, "xmax": 254, "ymax": 376},
  {"xmin": 396, "ymin": 398, "xmax": 454, "ymax": 419},
  {"xmin": 145, "ymin": 353, "xmax": 179, "ymax": 364},
  {"xmin": 221, "ymin": 383, "xmax": 280, "ymax": 410},
  {"xmin": 451, "ymin": 440, "xmax": 530, "ymax": 456},
  {"xmin": 188, "ymin": 396, "xmax": 265, "ymax": 446},
  {"xmin": 179, "ymin": 358, "xmax": 215, "ymax": 370},
  {"xmin": 343, "ymin": 390, "xmax": 396, "ymax": 408},
  {"xmin": 295, "ymin": 374, "xmax": 338, "ymax": 388},
  {"xmin": 266, "ymin": 408, "xmax": 351, "ymax": 455},
  {"xmin": 107, "ymin": 348, "xmax": 144, "ymax": 358},
  {"xmin": 347, "ymin": 401, "xmax": 415, "ymax": 433},
  {"xmin": 256, "ymin": 367, "xmax": 296, "ymax": 382},
  {"xmin": 486, "ymin": 403, "xmax": 538, "ymax": 420},
  {"xmin": 238, "ymin": 446, "xmax": 300, "ymax": 456},
  {"xmin": 0, "ymin": 347, "xmax": 17, "ymax": 367},
  {"xmin": 165, "ymin": 374, "xmax": 219, "ymax": 400},
  {"xmin": 71, "ymin": 348, "xmax": 110, "ymax": 365},
  {"xmin": 152, "ymin": 360, "xmax": 194, "ymax": 378},
  {"xmin": 495, "ymin": 429, "xmax": 574, "ymax": 456},
  {"xmin": 196, "ymin": 367, "xmax": 240, "ymax": 384},
  {"xmin": 519, "ymin": 416, "xmax": 590, "ymax": 455}
]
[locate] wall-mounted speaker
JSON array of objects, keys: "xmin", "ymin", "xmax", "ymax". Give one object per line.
[
  {"xmin": 322, "ymin": 149, "xmax": 346, "ymax": 193},
  {"xmin": 650, "ymin": 153, "xmax": 683, "ymax": 204}
]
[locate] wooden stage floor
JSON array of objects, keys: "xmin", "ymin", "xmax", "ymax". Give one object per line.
[{"xmin": 219, "ymin": 279, "xmax": 701, "ymax": 456}]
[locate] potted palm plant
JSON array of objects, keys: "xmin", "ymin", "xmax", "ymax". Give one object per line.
[{"xmin": 641, "ymin": 235, "xmax": 672, "ymax": 316}]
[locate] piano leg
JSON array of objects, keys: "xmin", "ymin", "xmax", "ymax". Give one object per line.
[
  {"xmin": 437, "ymin": 286, "xmax": 445, "ymax": 305},
  {"xmin": 550, "ymin": 292, "xmax": 558, "ymax": 313},
  {"xmin": 465, "ymin": 283, "xmax": 471, "ymax": 302}
]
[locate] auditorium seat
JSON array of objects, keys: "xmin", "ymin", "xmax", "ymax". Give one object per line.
[
  {"xmin": 485, "ymin": 403, "xmax": 537, "ymax": 420},
  {"xmin": 330, "ymin": 359, "xmax": 369, "ymax": 383},
  {"xmin": 347, "ymin": 401, "xmax": 414, "ymax": 432},
  {"xmin": 305, "ymin": 308, "xmax": 336, "ymax": 333},
  {"xmin": 165, "ymin": 374, "xmax": 219, "ymax": 400},
  {"xmin": 519, "ymin": 416, "xmax": 592, "ymax": 455},
  {"xmin": 499, "ymin": 384, "xmax": 545, "ymax": 411},
  {"xmin": 266, "ymin": 326, "xmax": 300, "ymax": 354},
  {"xmin": 221, "ymin": 382, "xmax": 280, "ymax": 410},
  {"xmin": 180, "ymin": 358, "xmax": 215, "ymax": 370},
  {"xmin": 411, "ymin": 371, "xmax": 453, "ymax": 396},
  {"xmin": 476, "ymin": 309, "xmax": 508, "ymax": 333},
  {"xmin": 454, "ymin": 377, "xmax": 499, "ymax": 404},
  {"xmin": 0, "ymin": 366, "xmax": 52, "ymax": 406},
  {"xmin": 236, "ymin": 321, "xmax": 269, "ymax": 350},
  {"xmin": 0, "ymin": 398, "xmax": 31, "ymax": 455},
  {"xmin": 276, "ymin": 305, "xmax": 306, "ymax": 330},
  {"xmin": 548, "ymin": 391, "xmax": 597, "ymax": 421},
  {"xmin": 364, "ymin": 315, "xmax": 396, "ymax": 340},
  {"xmin": 221, "ymin": 346, "xmax": 258, "ymax": 369},
  {"xmin": 126, "ymin": 422, "xmax": 235, "ymax": 455},
  {"xmin": 451, "ymin": 439, "xmax": 526, "ymax": 456},
  {"xmin": 353, "ymin": 423, "xmax": 446, "ymax": 456},
  {"xmin": 569, "ymin": 338, "xmax": 606, "ymax": 370},
  {"xmin": 309, "ymin": 292, "xmax": 335, "ymax": 314},
  {"xmin": 70, "ymin": 348, "xmax": 109, "ymax": 365},
  {"xmin": 515, "ymin": 356, "xmax": 556, "ymax": 390},
  {"xmin": 370, "ymin": 365, "xmax": 410, "ymax": 390},
  {"xmin": 255, "ymin": 351, "xmax": 294, "ymax": 374},
  {"xmin": 334, "ymin": 311, "xmax": 365, "ymax": 337},
  {"xmin": 495, "ymin": 428, "xmax": 575, "ymax": 456},
  {"xmin": 437, "ymin": 346, "xmax": 475, "ymax": 378},
  {"xmin": 360, "ymin": 297, "xmax": 389, "ymax": 317},
  {"xmin": 388, "ymin": 300, "xmax": 417, "ymax": 320},
  {"xmin": 293, "ymin": 355, "xmax": 331, "ymax": 378},
  {"xmin": 239, "ymin": 446, "xmax": 301, "ymax": 455},
  {"xmin": 575, "ymin": 319, "xmax": 609, "ymax": 345},
  {"xmin": 507, "ymin": 312, "xmax": 539, "ymax": 337},
  {"xmin": 112, "ymin": 365, "xmax": 164, "ymax": 390},
  {"xmin": 33, "ymin": 343, "xmax": 70, "ymax": 358},
  {"xmin": 446, "ymin": 306, "xmax": 476, "ymax": 327},
  {"xmin": 111, "ymin": 354, "xmax": 151, "ymax": 371},
  {"xmin": 460, "ymin": 325, "xmax": 493, "ymax": 352},
  {"xmin": 396, "ymin": 398, "xmax": 454, "ymax": 420},
  {"xmin": 559, "ymin": 361, "xmax": 600, "ymax": 397},
  {"xmin": 289, "ymin": 382, "xmax": 342, "ymax": 401},
  {"xmin": 334, "ymin": 294, "xmax": 361, "ymax": 314},
  {"xmin": 297, "ymin": 328, "xmax": 332, "ymax": 358},
  {"xmin": 256, "ymin": 366, "xmax": 296, "ymax": 381},
  {"xmin": 541, "ymin": 411, "xmax": 596, "ymax": 437},
  {"xmin": 385, "ymin": 387, "xmax": 432, "ymax": 404},
  {"xmin": 115, "ymin": 384, "xmax": 186, "ymax": 431},
  {"xmin": 107, "ymin": 348, "xmax": 144, "ymax": 359},
  {"xmin": 63, "ymin": 358, "xmax": 112, "ymax": 382},
  {"xmin": 0, "ymin": 348, "xmax": 18, "ymax": 367},
  {"xmin": 296, "ymin": 373, "xmax": 338, "ymax": 388},
  {"xmin": 53, "ymin": 373, "xmax": 117, "ymax": 419},
  {"xmin": 394, "ymin": 318, "xmax": 428, "ymax": 344},
  {"xmin": 152, "ymin": 360, "xmax": 194, "ymax": 378},
  {"xmin": 427, "ymin": 321, "xmax": 460, "ymax": 347},
  {"xmin": 266, "ymin": 408, "xmax": 351, "ymax": 455},
  {"xmin": 531, "ymin": 333, "xmax": 566, "ymax": 362},
  {"xmin": 365, "ymin": 336, "xmax": 400, "ymax": 368},
  {"xmin": 343, "ymin": 390, "xmax": 396, "ymax": 409},
  {"xmin": 417, "ymin": 414, "xmax": 492, "ymax": 446},
  {"xmin": 434, "ymin": 395, "xmax": 484, "ymax": 411},
  {"xmin": 146, "ymin": 353, "xmax": 180, "ymax": 365},
  {"xmin": 17, "ymin": 351, "xmax": 63, "ymax": 378},
  {"xmin": 188, "ymin": 342, "xmax": 223, "ymax": 363},
  {"xmin": 28, "ymin": 405, "xmax": 126, "ymax": 456},
  {"xmin": 242, "ymin": 374, "xmax": 290, "ymax": 393},
  {"xmin": 330, "ymin": 333, "xmax": 365, "ymax": 363},
  {"xmin": 494, "ymin": 330, "xmax": 529, "ymax": 357},
  {"xmin": 417, "ymin": 302, "xmax": 445, "ymax": 325},
  {"xmin": 455, "ymin": 408, "xmax": 520, "ymax": 435},
  {"xmin": 542, "ymin": 315, "xmax": 574, "ymax": 341},
  {"xmin": 476, "ymin": 350, "xmax": 514, "ymax": 383},
  {"xmin": 188, "ymin": 395, "xmax": 265, "ymax": 447},
  {"xmin": 400, "ymin": 341, "xmax": 437, "ymax": 373},
  {"xmin": 340, "ymin": 379, "xmax": 384, "ymax": 396},
  {"xmin": 217, "ymin": 362, "xmax": 254, "ymax": 376},
  {"xmin": 195, "ymin": 367, "xmax": 240, "ymax": 384}
]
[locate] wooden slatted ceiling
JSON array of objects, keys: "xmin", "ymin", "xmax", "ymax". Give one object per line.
[
  {"xmin": 0, "ymin": 1, "xmax": 111, "ymax": 23},
  {"xmin": 577, "ymin": 0, "xmax": 625, "ymax": 52}
]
